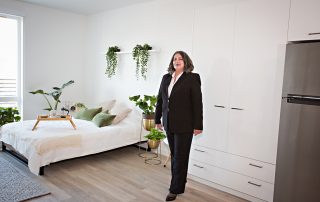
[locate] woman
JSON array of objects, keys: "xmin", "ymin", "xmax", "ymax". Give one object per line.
[{"xmin": 155, "ymin": 51, "xmax": 203, "ymax": 201}]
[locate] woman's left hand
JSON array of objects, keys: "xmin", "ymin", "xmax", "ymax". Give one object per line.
[{"xmin": 193, "ymin": 129, "xmax": 202, "ymax": 136}]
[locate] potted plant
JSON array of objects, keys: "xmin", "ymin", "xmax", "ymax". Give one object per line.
[
  {"xmin": 129, "ymin": 94, "xmax": 157, "ymax": 131},
  {"xmin": 132, "ymin": 44, "xmax": 152, "ymax": 80},
  {"xmin": 144, "ymin": 128, "xmax": 166, "ymax": 149},
  {"xmin": 0, "ymin": 107, "xmax": 21, "ymax": 127},
  {"xmin": 105, "ymin": 46, "xmax": 121, "ymax": 78},
  {"xmin": 29, "ymin": 80, "xmax": 75, "ymax": 115}
]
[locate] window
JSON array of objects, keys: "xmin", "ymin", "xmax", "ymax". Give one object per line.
[{"xmin": 0, "ymin": 14, "xmax": 23, "ymax": 113}]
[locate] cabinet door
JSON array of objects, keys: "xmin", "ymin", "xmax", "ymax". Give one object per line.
[
  {"xmin": 288, "ymin": 0, "xmax": 320, "ymax": 41},
  {"xmin": 193, "ymin": 4, "xmax": 235, "ymax": 106},
  {"xmin": 194, "ymin": 106, "xmax": 229, "ymax": 150},
  {"xmin": 192, "ymin": 4, "xmax": 235, "ymax": 150},
  {"xmin": 228, "ymin": 0, "xmax": 289, "ymax": 163}
]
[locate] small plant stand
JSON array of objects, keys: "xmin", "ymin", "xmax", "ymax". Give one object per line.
[
  {"xmin": 137, "ymin": 118, "xmax": 157, "ymax": 158},
  {"xmin": 144, "ymin": 142, "xmax": 162, "ymax": 165}
]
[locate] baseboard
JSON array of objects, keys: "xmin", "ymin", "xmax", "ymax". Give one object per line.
[{"xmin": 188, "ymin": 174, "xmax": 267, "ymax": 202}]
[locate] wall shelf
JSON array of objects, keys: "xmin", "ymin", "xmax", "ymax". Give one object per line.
[{"xmin": 116, "ymin": 49, "xmax": 160, "ymax": 55}]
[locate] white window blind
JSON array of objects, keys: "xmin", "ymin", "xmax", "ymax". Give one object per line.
[{"xmin": 0, "ymin": 14, "xmax": 23, "ymax": 110}]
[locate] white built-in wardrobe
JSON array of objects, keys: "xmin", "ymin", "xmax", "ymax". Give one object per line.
[{"xmin": 188, "ymin": 0, "xmax": 289, "ymax": 201}]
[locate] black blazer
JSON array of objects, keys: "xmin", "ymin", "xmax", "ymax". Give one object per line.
[{"xmin": 155, "ymin": 72, "xmax": 203, "ymax": 133}]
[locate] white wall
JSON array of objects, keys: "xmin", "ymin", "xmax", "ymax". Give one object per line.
[
  {"xmin": 84, "ymin": 0, "xmax": 242, "ymax": 106},
  {"xmin": 0, "ymin": 0, "xmax": 87, "ymax": 120}
]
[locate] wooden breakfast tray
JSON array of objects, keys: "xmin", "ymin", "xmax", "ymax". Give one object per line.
[{"xmin": 32, "ymin": 115, "xmax": 76, "ymax": 131}]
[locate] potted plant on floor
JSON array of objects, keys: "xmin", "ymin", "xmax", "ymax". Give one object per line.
[
  {"xmin": 132, "ymin": 44, "xmax": 152, "ymax": 80},
  {"xmin": 129, "ymin": 94, "xmax": 157, "ymax": 131},
  {"xmin": 144, "ymin": 128, "xmax": 166, "ymax": 149},
  {"xmin": 105, "ymin": 46, "xmax": 121, "ymax": 78}
]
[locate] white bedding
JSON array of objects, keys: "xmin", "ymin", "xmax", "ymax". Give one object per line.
[{"xmin": 0, "ymin": 109, "xmax": 142, "ymax": 175}]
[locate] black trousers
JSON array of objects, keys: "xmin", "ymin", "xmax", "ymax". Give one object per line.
[{"xmin": 166, "ymin": 131, "xmax": 193, "ymax": 194}]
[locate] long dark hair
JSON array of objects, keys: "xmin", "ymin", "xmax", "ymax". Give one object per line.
[{"xmin": 167, "ymin": 51, "xmax": 194, "ymax": 74}]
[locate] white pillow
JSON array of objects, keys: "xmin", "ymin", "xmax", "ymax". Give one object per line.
[
  {"xmin": 97, "ymin": 99, "xmax": 116, "ymax": 112},
  {"xmin": 110, "ymin": 102, "xmax": 132, "ymax": 124}
]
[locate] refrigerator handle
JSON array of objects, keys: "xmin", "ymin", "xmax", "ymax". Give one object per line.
[{"xmin": 283, "ymin": 94, "xmax": 320, "ymax": 106}]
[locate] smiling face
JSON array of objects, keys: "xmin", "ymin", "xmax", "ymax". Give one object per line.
[
  {"xmin": 173, "ymin": 53, "xmax": 185, "ymax": 72},
  {"xmin": 167, "ymin": 51, "xmax": 194, "ymax": 74}
]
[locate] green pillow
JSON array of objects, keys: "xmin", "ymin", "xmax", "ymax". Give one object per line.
[
  {"xmin": 92, "ymin": 112, "xmax": 116, "ymax": 127},
  {"xmin": 75, "ymin": 107, "xmax": 102, "ymax": 121}
]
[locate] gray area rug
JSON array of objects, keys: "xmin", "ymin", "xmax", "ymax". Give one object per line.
[{"xmin": 0, "ymin": 156, "xmax": 50, "ymax": 202}]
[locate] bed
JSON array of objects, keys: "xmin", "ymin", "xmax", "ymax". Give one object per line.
[{"xmin": 0, "ymin": 109, "xmax": 143, "ymax": 175}]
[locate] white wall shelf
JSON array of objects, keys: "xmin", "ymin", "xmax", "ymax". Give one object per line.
[{"xmin": 116, "ymin": 49, "xmax": 160, "ymax": 55}]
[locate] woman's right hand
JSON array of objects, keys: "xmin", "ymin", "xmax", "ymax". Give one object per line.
[{"xmin": 156, "ymin": 124, "xmax": 163, "ymax": 131}]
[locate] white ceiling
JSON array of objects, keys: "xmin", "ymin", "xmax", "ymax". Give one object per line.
[{"xmin": 17, "ymin": 0, "xmax": 155, "ymax": 15}]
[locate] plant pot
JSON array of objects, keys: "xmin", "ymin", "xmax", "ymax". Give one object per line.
[
  {"xmin": 142, "ymin": 113, "xmax": 155, "ymax": 131},
  {"xmin": 148, "ymin": 139, "xmax": 160, "ymax": 149}
]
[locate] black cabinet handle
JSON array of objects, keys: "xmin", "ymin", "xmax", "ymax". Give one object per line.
[
  {"xmin": 308, "ymin": 32, "xmax": 320, "ymax": 35},
  {"xmin": 193, "ymin": 164, "xmax": 204, "ymax": 169},
  {"xmin": 248, "ymin": 181, "xmax": 262, "ymax": 187},
  {"xmin": 231, "ymin": 107, "xmax": 244, "ymax": 110},
  {"xmin": 249, "ymin": 163, "xmax": 263, "ymax": 168},
  {"xmin": 194, "ymin": 148, "xmax": 205, "ymax": 153},
  {"xmin": 214, "ymin": 105, "xmax": 225, "ymax": 108}
]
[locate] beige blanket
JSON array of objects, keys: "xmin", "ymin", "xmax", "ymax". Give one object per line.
[{"xmin": 33, "ymin": 135, "xmax": 81, "ymax": 155}]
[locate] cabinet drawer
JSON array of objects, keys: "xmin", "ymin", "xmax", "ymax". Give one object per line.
[
  {"xmin": 189, "ymin": 159, "xmax": 274, "ymax": 202},
  {"xmin": 190, "ymin": 145, "xmax": 275, "ymax": 183}
]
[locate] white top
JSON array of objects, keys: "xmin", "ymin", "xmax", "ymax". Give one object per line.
[{"xmin": 168, "ymin": 72, "xmax": 183, "ymax": 97}]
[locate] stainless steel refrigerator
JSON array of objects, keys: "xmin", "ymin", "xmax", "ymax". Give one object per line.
[{"xmin": 274, "ymin": 41, "xmax": 320, "ymax": 202}]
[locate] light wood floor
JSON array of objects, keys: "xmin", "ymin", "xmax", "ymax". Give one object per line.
[{"xmin": 1, "ymin": 146, "xmax": 247, "ymax": 202}]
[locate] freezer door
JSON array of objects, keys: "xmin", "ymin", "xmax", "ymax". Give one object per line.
[
  {"xmin": 282, "ymin": 42, "xmax": 320, "ymax": 96},
  {"xmin": 274, "ymin": 100, "xmax": 320, "ymax": 202}
]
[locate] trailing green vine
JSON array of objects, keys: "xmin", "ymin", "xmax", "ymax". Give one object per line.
[
  {"xmin": 105, "ymin": 46, "xmax": 120, "ymax": 78},
  {"xmin": 132, "ymin": 44, "xmax": 152, "ymax": 80}
]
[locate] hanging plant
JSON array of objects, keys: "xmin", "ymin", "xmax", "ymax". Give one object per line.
[
  {"xmin": 105, "ymin": 46, "xmax": 121, "ymax": 78},
  {"xmin": 132, "ymin": 44, "xmax": 152, "ymax": 80}
]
